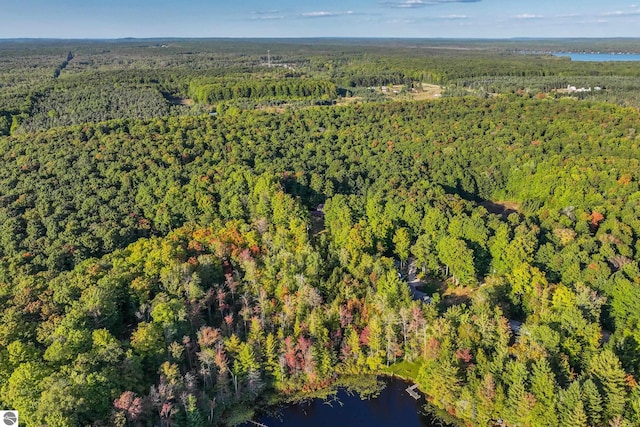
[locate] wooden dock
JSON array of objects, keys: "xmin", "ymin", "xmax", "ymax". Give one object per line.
[{"xmin": 406, "ymin": 384, "xmax": 420, "ymax": 400}]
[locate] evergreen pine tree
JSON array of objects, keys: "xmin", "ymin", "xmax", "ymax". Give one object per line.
[
  {"xmin": 589, "ymin": 350, "xmax": 627, "ymax": 421},
  {"xmin": 565, "ymin": 401, "xmax": 589, "ymax": 427},
  {"xmin": 582, "ymin": 378, "xmax": 603, "ymax": 427}
]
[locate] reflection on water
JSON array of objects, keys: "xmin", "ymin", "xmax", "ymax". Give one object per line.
[{"xmin": 248, "ymin": 378, "xmax": 448, "ymax": 427}]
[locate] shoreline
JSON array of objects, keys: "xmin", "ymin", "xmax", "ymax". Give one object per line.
[{"xmin": 242, "ymin": 372, "xmax": 460, "ymax": 427}]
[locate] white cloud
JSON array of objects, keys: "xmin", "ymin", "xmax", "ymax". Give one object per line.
[
  {"xmin": 602, "ymin": 9, "xmax": 640, "ymax": 16},
  {"xmin": 554, "ymin": 13, "xmax": 581, "ymax": 18},
  {"xmin": 391, "ymin": 0, "xmax": 429, "ymax": 7},
  {"xmin": 249, "ymin": 10, "xmax": 286, "ymax": 20},
  {"xmin": 515, "ymin": 13, "xmax": 544, "ymax": 19},
  {"xmin": 383, "ymin": 0, "xmax": 481, "ymax": 8},
  {"xmin": 250, "ymin": 14, "xmax": 285, "ymax": 21},
  {"xmin": 440, "ymin": 14, "xmax": 468, "ymax": 19},
  {"xmin": 302, "ymin": 11, "xmax": 354, "ymax": 18},
  {"xmin": 602, "ymin": 4, "xmax": 640, "ymax": 16}
]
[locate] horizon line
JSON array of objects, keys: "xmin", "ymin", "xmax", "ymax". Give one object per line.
[{"xmin": 2, "ymin": 36, "xmax": 640, "ymax": 41}]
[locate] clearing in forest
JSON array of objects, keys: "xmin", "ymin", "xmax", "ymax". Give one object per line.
[
  {"xmin": 411, "ymin": 83, "xmax": 442, "ymax": 100},
  {"xmin": 479, "ymin": 200, "xmax": 520, "ymax": 218}
]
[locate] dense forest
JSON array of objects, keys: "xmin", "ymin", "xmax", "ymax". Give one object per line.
[{"xmin": 1, "ymin": 39, "xmax": 640, "ymax": 427}]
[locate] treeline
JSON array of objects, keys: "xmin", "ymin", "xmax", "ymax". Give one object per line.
[
  {"xmin": 188, "ymin": 79, "xmax": 338, "ymax": 103},
  {"xmin": 444, "ymin": 75, "xmax": 640, "ymax": 109},
  {"xmin": 1, "ymin": 97, "xmax": 639, "ymax": 279},
  {"xmin": 53, "ymin": 51, "xmax": 74, "ymax": 78},
  {"xmin": 338, "ymin": 70, "xmax": 412, "ymax": 88},
  {"xmin": 5, "ymin": 39, "xmax": 640, "ymax": 135},
  {"xmin": 329, "ymin": 52, "xmax": 640, "ymax": 87},
  {"xmin": 19, "ymin": 85, "xmax": 172, "ymax": 132}
]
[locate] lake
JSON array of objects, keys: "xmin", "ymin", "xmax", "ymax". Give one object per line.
[
  {"xmin": 554, "ymin": 52, "xmax": 640, "ymax": 62},
  {"xmin": 245, "ymin": 377, "xmax": 448, "ymax": 427}
]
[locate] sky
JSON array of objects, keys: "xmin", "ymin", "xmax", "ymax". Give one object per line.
[{"xmin": 1, "ymin": 0, "xmax": 640, "ymax": 39}]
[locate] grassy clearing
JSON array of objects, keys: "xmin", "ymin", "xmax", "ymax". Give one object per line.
[{"xmin": 381, "ymin": 358, "xmax": 423, "ymax": 382}]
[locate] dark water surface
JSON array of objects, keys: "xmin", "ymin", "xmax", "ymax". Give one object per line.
[
  {"xmin": 554, "ymin": 52, "xmax": 640, "ymax": 61},
  {"xmin": 247, "ymin": 378, "xmax": 447, "ymax": 427}
]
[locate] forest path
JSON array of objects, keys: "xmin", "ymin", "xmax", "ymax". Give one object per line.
[{"xmin": 406, "ymin": 258, "xmax": 429, "ymax": 301}]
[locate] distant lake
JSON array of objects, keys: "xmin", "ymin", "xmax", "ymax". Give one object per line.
[
  {"xmin": 246, "ymin": 377, "xmax": 448, "ymax": 427},
  {"xmin": 554, "ymin": 52, "xmax": 640, "ymax": 62}
]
